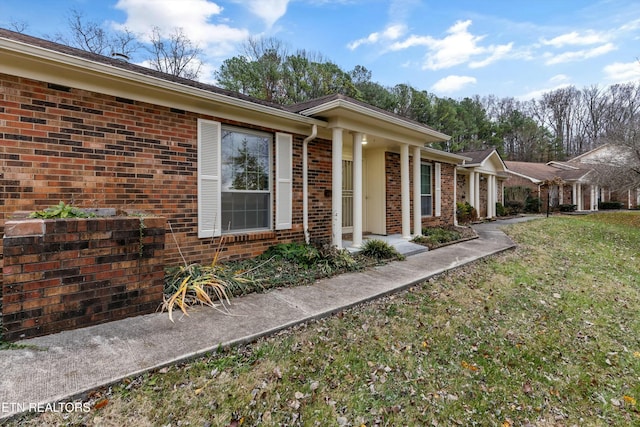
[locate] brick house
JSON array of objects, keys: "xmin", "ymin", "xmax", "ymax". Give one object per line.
[
  {"xmin": 504, "ymin": 161, "xmax": 593, "ymax": 211},
  {"xmin": 0, "ymin": 28, "xmax": 473, "ymax": 276},
  {"xmin": 504, "ymin": 144, "xmax": 640, "ymax": 211}
]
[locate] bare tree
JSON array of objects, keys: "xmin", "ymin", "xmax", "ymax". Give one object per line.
[
  {"xmin": 146, "ymin": 26, "xmax": 203, "ymax": 80},
  {"xmin": 8, "ymin": 19, "xmax": 29, "ymax": 33},
  {"xmin": 46, "ymin": 9, "xmax": 139, "ymax": 59}
]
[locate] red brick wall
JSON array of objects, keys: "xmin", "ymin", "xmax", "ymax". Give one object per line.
[
  {"xmin": 385, "ymin": 152, "xmax": 402, "ymax": 234},
  {"xmin": 385, "ymin": 152, "xmax": 455, "ymax": 233},
  {"xmin": 422, "ymin": 163, "xmax": 455, "ymax": 228},
  {"xmin": 456, "ymin": 173, "xmax": 468, "ymax": 204},
  {"xmin": 2, "ymin": 216, "xmax": 165, "ymax": 340},
  {"xmin": 0, "ymin": 74, "xmax": 333, "ymax": 274}
]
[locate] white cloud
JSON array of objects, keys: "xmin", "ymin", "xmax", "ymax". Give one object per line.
[
  {"xmin": 431, "ymin": 75, "xmax": 477, "ymax": 93},
  {"xmin": 544, "ymin": 43, "xmax": 616, "ymax": 65},
  {"xmin": 113, "ymin": 0, "xmax": 250, "ymax": 57},
  {"xmin": 347, "ymin": 24, "xmax": 407, "ymax": 50},
  {"xmin": 549, "ymin": 74, "xmax": 570, "ymax": 83},
  {"xmin": 469, "ymin": 42, "xmax": 513, "ymax": 68},
  {"xmin": 518, "ymin": 79, "xmax": 572, "ymax": 101},
  {"xmin": 541, "ymin": 30, "xmax": 609, "ymax": 47},
  {"xmin": 243, "ymin": 0, "xmax": 290, "ymax": 28},
  {"xmin": 384, "ymin": 20, "xmax": 512, "ymax": 70},
  {"xmin": 604, "ymin": 61, "xmax": 640, "ymax": 83}
]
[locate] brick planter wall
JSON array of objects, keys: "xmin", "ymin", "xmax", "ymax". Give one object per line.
[{"xmin": 2, "ymin": 216, "xmax": 165, "ymax": 341}]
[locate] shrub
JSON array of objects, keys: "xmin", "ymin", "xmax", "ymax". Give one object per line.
[
  {"xmin": 505, "ymin": 200, "xmax": 524, "ymax": 215},
  {"xmin": 559, "ymin": 204, "xmax": 577, "ymax": 212},
  {"xmin": 496, "ymin": 202, "xmax": 506, "ymax": 217},
  {"xmin": 525, "ymin": 197, "xmax": 542, "ymax": 213},
  {"xmin": 456, "ymin": 201, "xmax": 477, "ymax": 223},
  {"xmin": 261, "ymin": 242, "xmax": 320, "ymax": 267},
  {"xmin": 599, "ymin": 201, "xmax": 623, "ymax": 210},
  {"xmin": 418, "ymin": 227, "xmax": 462, "ymax": 244},
  {"xmin": 360, "ymin": 239, "xmax": 404, "ymax": 261},
  {"xmin": 261, "ymin": 241, "xmax": 357, "ymax": 275}
]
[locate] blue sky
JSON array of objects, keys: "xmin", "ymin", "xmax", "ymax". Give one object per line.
[{"xmin": 2, "ymin": 0, "xmax": 640, "ymax": 100}]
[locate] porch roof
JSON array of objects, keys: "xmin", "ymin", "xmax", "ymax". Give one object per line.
[{"xmin": 505, "ymin": 161, "xmax": 591, "ymax": 183}]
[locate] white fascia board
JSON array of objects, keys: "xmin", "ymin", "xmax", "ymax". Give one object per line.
[
  {"xmin": 421, "ymin": 146, "xmax": 471, "ymax": 163},
  {"xmin": 299, "ymin": 98, "xmax": 451, "ymax": 141},
  {"xmin": 506, "ymin": 170, "xmax": 542, "ymax": 184},
  {"xmin": 0, "ymin": 37, "xmax": 325, "ymax": 127}
]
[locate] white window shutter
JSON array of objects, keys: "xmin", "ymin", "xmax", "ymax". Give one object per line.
[
  {"xmin": 197, "ymin": 119, "xmax": 222, "ymax": 238},
  {"xmin": 435, "ymin": 162, "xmax": 442, "ymax": 217},
  {"xmin": 275, "ymin": 132, "xmax": 293, "ymax": 230}
]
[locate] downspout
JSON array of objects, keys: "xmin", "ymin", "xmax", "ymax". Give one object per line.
[{"xmin": 303, "ymin": 124, "xmax": 318, "ymax": 244}]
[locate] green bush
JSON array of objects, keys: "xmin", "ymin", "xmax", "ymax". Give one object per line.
[
  {"xmin": 418, "ymin": 227, "xmax": 462, "ymax": 244},
  {"xmin": 525, "ymin": 197, "xmax": 542, "ymax": 213},
  {"xmin": 559, "ymin": 204, "xmax": 577, "ymax": 212},
  {"xmin": 505, "ymin": 200, "xmax": 524, "ymax": 215},
  {"xmin": 456, "ymin": 201, "xmax": 477, "ymax": 223},
  {"xmin": 496, "ymin": 202, "xmax": 506, "ymax": 217},
  {"xmin": 261, "ymin": 241, "xmax": 357, "ymax": 272},
  {"xmin": 360, "ymin": 239, "xmax": 404, "ymax": 261},
  {"xmin": 599, "ymin": 201, "xmax": 623, "ymax": 210},
  {"xmin": 261, "ymin": 242, "xmax": 320, "ymax": 266}
]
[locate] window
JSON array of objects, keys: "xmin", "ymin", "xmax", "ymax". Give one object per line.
[
  {"xmin": 421, "ymin": 162, "xmax": 432, "ymax": 216},
  {"xmin": 221, "ymin": 127, "xmax": 271, "ymax": 232},
  {"xmin": 198, "ymin": 119, "xmax": 292, "ymax": 238}
]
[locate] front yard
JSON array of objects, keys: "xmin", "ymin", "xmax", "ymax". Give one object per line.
[{"xmin": 10, "ymin": 212, "xmax": 640, "ymax": 426}]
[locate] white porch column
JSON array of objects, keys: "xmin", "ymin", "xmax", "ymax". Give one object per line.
[
  {"xmin": 401, "ymin": 144, "xmax": 411, "ymax": 239},
  {"xmin": 474, "ymin": 173, "xmax": 481, "ymax": 215},
  {"xmin": 488, "ymin": 175, "xmax": 495, "ymax": 218},
  {"xmin": 468, "ymin": 171, "xmax": 476, "ymax": 209},
  {"xmin": 332, "ymin": 128, "xmax": 343, "ymax": 248},
  {"xmin": 352, "ymin": 133, "xmax": 363, "ymax": 248},
  {"xmin": 453, "ymin": 169, "xmax": 458, "ymax": 226},
  {"xmin": 577, "ymin": 184, "xmax": 583, "ymax": 210},
  {"xmin": 572, "ymin": 183, "xmax": 577, "ymax": 207},
  {"xmin": 412, "ymin": 146, "xmax": 422, "ymax": 236}
]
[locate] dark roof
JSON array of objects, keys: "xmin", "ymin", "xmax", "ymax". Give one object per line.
[
  {"xmin": 0, "ymin": 27, "xmax": 287, "ymax": 111},
  {"xmin": 457, "ymin": 148, "xmax": 498, "ymax": 164},
  {"xmin": 505, "ymin": 161, "xmax": 590, "ymax": 182}
]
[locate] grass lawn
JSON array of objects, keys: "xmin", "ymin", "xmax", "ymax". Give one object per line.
[{"xmin": 11, "ymin": 212, "xmax": 640, "ymax": 426}]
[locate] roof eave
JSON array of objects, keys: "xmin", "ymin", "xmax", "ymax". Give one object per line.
[
  {"xmin": 0, "ymin": 36, "xmax": 325, "ymax": 127},
  {"xmin": 299, "ymin": 98, "xmax": 450, "ymax": 141}
]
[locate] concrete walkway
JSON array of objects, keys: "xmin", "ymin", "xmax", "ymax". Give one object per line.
[{"xmin": 0, "ymin": 217, "xmax": 539, "ymax": 420}]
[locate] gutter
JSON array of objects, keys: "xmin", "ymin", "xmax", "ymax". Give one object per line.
[{"xmin": 302, "ymin": 124, "xmax": 318, "ymax": 244}]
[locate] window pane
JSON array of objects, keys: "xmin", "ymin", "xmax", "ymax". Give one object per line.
[
  {"xmin": 221, "ymin": 129, "xmax": 270, "ymax": 191},
  {"xmin": 421, "ymin": 195, "xmax": 432, "ymax": 216},
  {"xmin": 222, "ymin": 192, "xmax": 270, "ymax": 231},
  {"xmin": 421, "ymin": 164, "xmax": 431, "ymax": 195}
]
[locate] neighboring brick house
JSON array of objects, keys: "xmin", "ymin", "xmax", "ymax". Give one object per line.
[
  {"xmin": 504, "ymin": 161, "xmax": 593, "ymax": 211},
  {"xmin": 455, "ymin": 148, "xmax": 509, "ymax": 219},
  {"xmin": 567, "ymin": 145, "xmax": 640, "ymax": 209},
  {"xmin": 0, "ymin": 28, "xmax": 469, "ymax": 279}
]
